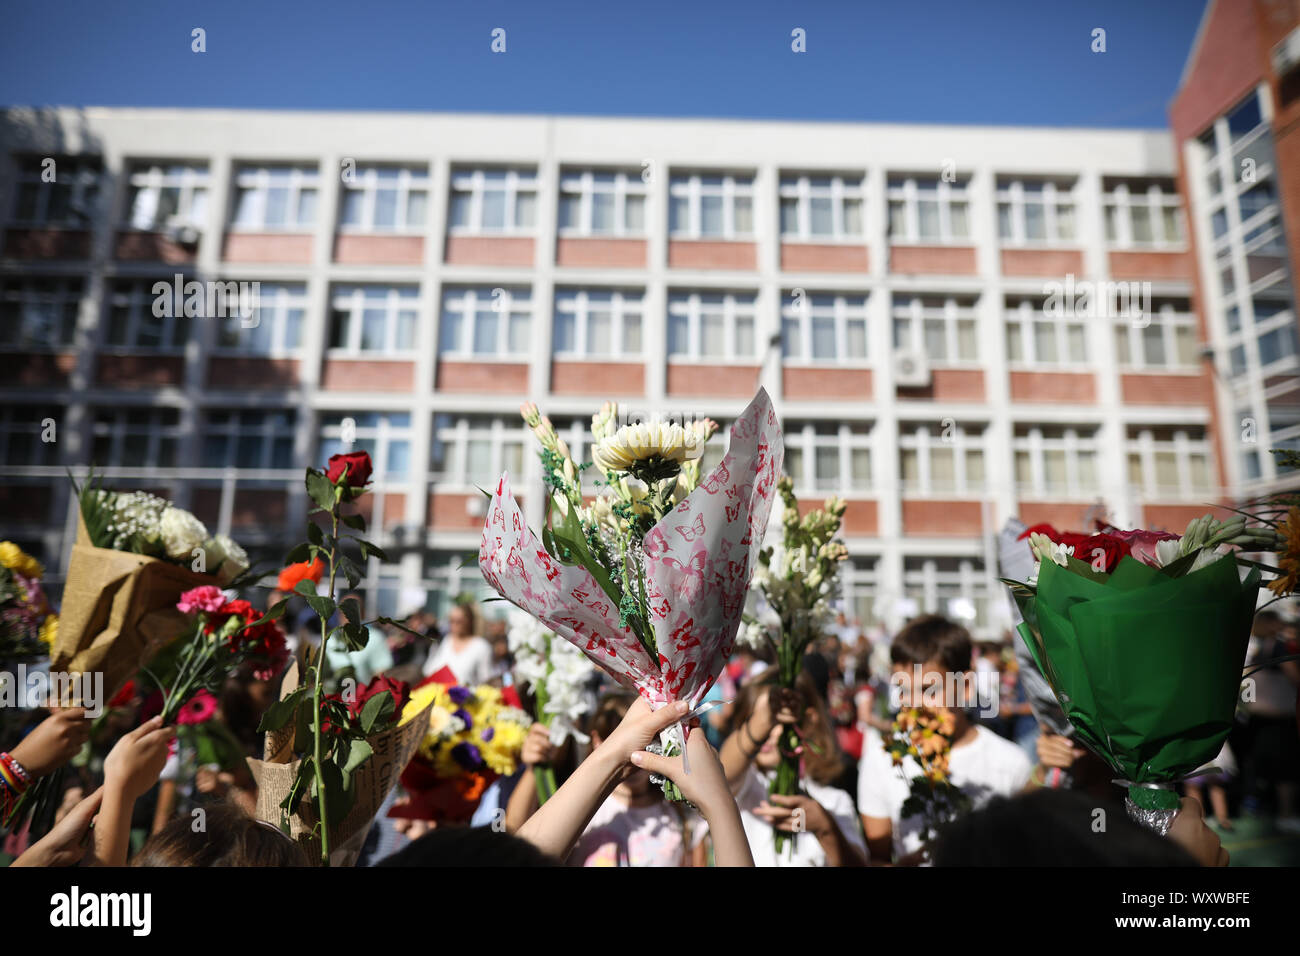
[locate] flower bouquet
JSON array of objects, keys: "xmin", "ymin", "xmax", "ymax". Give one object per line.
[
  {"xmin": 0, "ymin": 541, "xmax": 56, "ymax": 672},
  {"xmin": 885, "ymin": 706, "xmax": 971, "ymax": 851},
  {"xmin": 1003, "ymin": 514, "xmax": 1278, "ymax": 833},
  {"xmin": 480, "ymin": 388, "xmax": 783, "ymax": 801},
  {"xmin": 244, "ymin": 451, "xmax": 432, "ymax": 865},
  {"xmin": 751, "ymin": 477, "xmax": 848, "ymax": 854},
  {"xmin": 387, "ymin": 666, "xmax": 532, "ymax": 824},
  {"xmin": 54, "ymin": 474, "xmax": 252, "ymax": 703},
  {"xmin": 507, "ymin": 615, "xmax": 596, "ymax": 803}
]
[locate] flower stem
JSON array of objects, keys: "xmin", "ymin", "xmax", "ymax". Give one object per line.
[{"xmin": 311, "ymin": 502, "xmax": 340, "ymax": 866}]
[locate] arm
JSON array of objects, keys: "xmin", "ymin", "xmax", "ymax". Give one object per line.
[
  {"xmin": 92, "ymin": 716, "xmax": 174, "ymax": 866},
  {"xmin": 862, "ymin": 814, "xmax": 894, "ymax": 864},
  {"xmin": 9, "ymin": 706, "xmax": 91, "ymax": 780},
  {"xmin": 631, "ymin": 727, "xmax": 753, "ymax": 867},
  {"xmin": 517, "ymin": 699, "xmax": 690, "ymax": 859},
  {"xmin": 756, "ymin": 793, "xmax": 866, "ymax": 866},
  {"xmin": 504, "ymin": 723, "xmax": 554, "ymax": 832},
  {"xmin": 718, "ymin": 687, "xmax": 798, "ymax": 791},
  {"xmin": 12, "ymin": 787, "xmax": 104, "ymax": 868}
]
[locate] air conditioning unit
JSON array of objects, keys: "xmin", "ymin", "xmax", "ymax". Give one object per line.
[
  {"xmin": 893, "ymin": 350, "xmax": 932, "ymax": 388},
  {"xmin": 466, "ymin": 495, "xmax": 486, "ymax": 518},
  {"xmin": 1273, "ymin": 27, "xmax": 1300, "ymax": 79},
  {"xmin": 165, "ymin": 221, "xmax": 201, "ymax": 247}
]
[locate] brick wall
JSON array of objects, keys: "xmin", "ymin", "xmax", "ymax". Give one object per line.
[
  {"xmin": 667, "ymin": 240, "xmax": 757, "ymax": 270},
  {"xmin": 1108, "ymin": 250, "xmax": 1193, "ymax": 281},
  {"xmin": 95, "ymin": 353, "xmax": 185, "ymax": 387},
  {"xmin": 1000, "ymin": 248, "xmax": 1084, "ymax": 277},
  {"xmin": 222, "ymin": 232, "xmax": 314, "ymax": 264},
  {"xmin": 207, "ymin": 356, "xmax": 302, "ymax": 389},
  {"xmin": 1008, "ymin": 370, "xmax": 1096, "ymax": 403},
  {"xmin": 191, "ymin": 487, "xmax": 290, "ymax": 531},
  {"xmin": 319, "ymin": 358, "xmax": 415, "ymax": 391},
  {"xmin": 436, "ymin": 359, "xmax": 530, "ymax": 393},
  {"xmin": 555, "ymin": 237, "xmax": 646, "ymax": 268},
  {"xmin": 550, "ymin": 360, "xmax": 645, "ymax": 395},
  {"xmin": 113, "ymin": 231, "xmax": 198, "ymax": 264},
  {"xmin": 901, "ymin": 499, "xmax": 986, "ymax": 537},
  {"xmin": 332, "ymin": 234, "xmax": 424, "ymax": 265},
  {"xmin": 666, "ymin": 362, "xmax": 761, "ymax": 397},
  {"xmin": 2, "ymin": 228, "xmax": 91, "ymax": 259},
  {"xmin": 1119, "ymin": 371, "xmax": 1212, "ymax": 405},
  {"xmin": 444, "ymin": 235, "xmax": 535, "ymax": 266},
  {"xmin": 779, "ymin": 243, "xmax": 869, "ymax": 273},
  {"xmin": 1140, "ymin": 502, "xmax": 1232, "ymax": 534},
  {"xmin": 1017, "ymin": 501, "xmax": 1096, "ymax": 530},
  {"xmin": 799, "ymin": 496, "xmax": 877, "ymax": 535},
  {"xmin": 896, "ymin": 368, "xmax": 986, "ymax": 402},
  {"xmin": 9, "ymin": 351, "xmax": 77, "ymax": 387},
  {"xmin": 782, "ymin": 366, "xmax": 872, "ymax": 401},
  {"xmin": 888, "ymin": 244, "xmax": 977, "ymax": 275}
]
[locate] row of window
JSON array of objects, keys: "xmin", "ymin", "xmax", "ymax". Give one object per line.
[
  {"xmin": 2, "ymin": 277, "xmax": 1213, "ymax": 370},
  {"xmin": 0, "ymin": 403, "xmax": 1215, "ymax": 500},
  {"xmin": 9, "ymin": 157, "xmax": 1186, "ymax": 248}
]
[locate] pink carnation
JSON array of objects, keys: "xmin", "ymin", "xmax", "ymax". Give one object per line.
[
  {"xmin": 177, "ymin": 585, "xmax": 226, "ymax": 615},
  {"xmin": 1097, "ymin": 526, "xmax": 1180, "ymax": 567}
]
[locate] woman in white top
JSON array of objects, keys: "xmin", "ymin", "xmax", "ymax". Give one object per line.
[
  {"xmin": 422, "ymin": 603, "xmax": 493, "ymax": 686},
  {"xmin": 712, "ymin": 672, "xmax": 867, "ymax": 867}
]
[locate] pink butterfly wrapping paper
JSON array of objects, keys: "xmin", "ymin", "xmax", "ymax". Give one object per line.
[{"xmin": 479, "ymin": 388, "xmax": 784, "ymax": 734}]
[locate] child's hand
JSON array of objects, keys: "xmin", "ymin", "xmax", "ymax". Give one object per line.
[
  {"xmin": 1035, "ymin": 730, "xmax": 1085, "ymax": 770},
  {"xmin": 521, "ymin": 722, "xmax": 556, "ymax": 768},
  {"xmin": 103, "ymin": 716, "xmax": 174, "ymax": 802},
  {"xmin": 12, "ymin": 786, "xmax": 104, "ymax": 868},
  {"xmin": 629, "ymin": 725, "xmax": 732, "ymax": 814},
  {"xmin": 752, "ymin": 792, "xmax": 834, "ymax": 837},
  {"xmin": 9, "ymin": 707, "xmax": 92, "ymax": 777},
  {"xmin": 1167, "ymin": 796, "xmax": 1229, "ymax": 867},
  {"xmin": 599, "ymin": 698, "xmax": 691, "ymax": 774}
]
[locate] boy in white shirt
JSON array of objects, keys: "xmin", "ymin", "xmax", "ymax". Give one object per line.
[{"xmin": 858, "ymin": 615, "xmax": 1032, "ymax": 864}]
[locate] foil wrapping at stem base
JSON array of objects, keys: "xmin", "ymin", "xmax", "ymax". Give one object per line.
[{"xmin": 1124, "ymin": 795, "xmax": 1177, "ymax": 836}]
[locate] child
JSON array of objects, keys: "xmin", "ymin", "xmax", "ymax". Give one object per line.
[
  {"xmin": 716, "ymin": 672, "xmax": 867, "ymax": 866},
  {"xmin": 858, "ymin": 615, "xmax": 1032, "ymax": 864}
]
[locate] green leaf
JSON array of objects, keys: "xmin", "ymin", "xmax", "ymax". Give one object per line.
[
  {"xmin": 343, "ymin": 738, "xmax": 373, "ymax": 774},
  {"xmin": 337, "ymin": 554, "xmax": 363, "ymax": 590},
  {"xmin": 307, "ymin": 521, "xmax": 325, "ymax": 546},
  {"xmin": 359, "ymin": 690, "xmax": 395, "ymax": 735},
  {"xmin": 352, "ymin": 537, "xmax": 388, "ymax": 563},
  {"xmin": 257, "ymin": 687, "xmax": 306, "ymax": 733},
  {"xmin": 305, "ymin": 468, "xmax": 337, "ymax": 513},
  {"xmin": 337, "ymin": 621, "xmax": 370, "ymax": 652},
  {"xmin": 372, "ymin": 616, "xmax": 423, "ymax": 639},
  {"xmin": 295, "ymin": 580, "xmax": 335, "ymax": 620},
  {"xmin": 248, "ymin": 597, "xmax": 290, "ymax": 629},
  {"xmin": 318, "ymin": 759, "xmax": 355, "ymax": 823},
  {"xmin": 281, "ymin": 756, "xmax": 312, "ymax": 812},
  {"xmin": 284, "ymin": 541, "xmax": 312, "ymax": 565},
  {"xmin": 340, "ymin": 512, "xmax": 367, "ymax": 531},
  {"xmin": 340, "ymin": 596, "xmax": 362, "ymax": 626}
]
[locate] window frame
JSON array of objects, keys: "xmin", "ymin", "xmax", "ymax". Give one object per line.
[
  {"xmin": 230, "ymin": 164, "xmax": 321, "ymax": 232},
  {"xmin": 327, "ymin": 284, "xmax": 421, "ymax": 358},
  {"xmin": 666, "ymin": 290, "xmax": 759, "ymax": 363},
  {"xmin": 318, "ymin": 412, "xmax": 413, "ymax": 481},
  {"xmin": 438, "ymin": 286, "xmax": 532, "ymax": 361},
  {"xmin": 1004, "ymin": 297, "xmax": 1089, "ymax": 368},
  {"xmin": 783, "ymin": 419, "xmax": 873, "ymax": 496},
  {"xmin": 886, "ymin": 174, "xmax": 971, "ymax": 244},
  {"xmin": 0, "ymin": 276, "xmax": 83, "ymax": 349},
  {"xmin": 780, "ymin": 291, "xmax": 869, "ymax": 364},
  {"xmin": 1012, "ymin": 424, "xmax": 1101, "ymax": 499},
  {"xmin": 1125, "ymin": 425, "xmax": 1214, "ymax": 500},
  {"xmin": 201, "ymin": 408, "xmax": 299, "ymax": 471},
  {"xmin": 898, "ymin": 421, "xmax": 988, "ymax": 497},
  {"xmin": 122, "ymin": 162, "xmax": 210, "ymax": 231},
  {"xmin": 213, "ymin": 281, "xmax": 309, "ymax": 357},
  {"xmin": 557, "ymin": 169, "xmax": 647, "ymax": 238},
  {"xmin": 103, "ymin": 279, "xmax": 191, "ymax": 352},
  {"xmin": 996, "ymin": 176, "xmax": 1079, "ymax": 246},
  {"xmin": 429, "ymin": 414, "xmax": 528, "ymax": 491},
  {"xmin": 9, "ymin": 157, "xmax": 100, "ymax": 229},
  {"xmin": 337, "ymin": 164, "xmax": 429, "ymax": 235},
  {"xmin": 668, "ymin": 172, "xmax": 755, "ymax": 240},
  {"xmin": 891, "ymin": 294, "xmax": 980, "ymax": 365},
  {"xmin": 778, "ymin": 173, "xmax": 865, "ymax": 242},
  {"xmin": 448, "ymin": 167, "xmax": 538, "ymax": 237},
  {"xmin": 552, "ymin": 287, "xmax": 644, "ymax": 359}
]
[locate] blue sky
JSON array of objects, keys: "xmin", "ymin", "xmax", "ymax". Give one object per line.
[{"xmin": 1, "ymin": 0, "xmax": 1208, "ymax": 127}]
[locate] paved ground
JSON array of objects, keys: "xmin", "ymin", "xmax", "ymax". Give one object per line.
[{"xmin": 1211, "ymin": 815, "xmax": 1300, "ymax": 866}]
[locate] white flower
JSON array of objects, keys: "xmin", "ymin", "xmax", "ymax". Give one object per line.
[
  {"xmin": 1155, "ymin": 538, "xmax": 1183, "ymax": 568},
  {"xmin": 159, "ymin": 507, "xmax": 208, "ymax": 561},
  {"xmin": 1028, "ymin": 532, "xmax": 1072, "ymax": 568},
  {"xmin": 592, "ymin": 419, "xmax": 705, "ymax": 473},
  {"xmin": 205, "ymin": 533, "xmax": 248, "ymax": 585}
]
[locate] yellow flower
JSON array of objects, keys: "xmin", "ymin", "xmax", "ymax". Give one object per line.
[
  {"xmin": 401, "ymin": 682, "xmax": 450, "ymax": 727},
  {"xmin": 0, "ymin": 541, "xmax": 42, "ymax": 579},
  {"xmin": 1269, "ymin": 507, "xmax": 1300, "ymax": 598},
  {"xmin": 481, "ymin": 718, "xmax": 527, "ymax": 775},
  {"xmin": 39, "ymin": 614, "xmax": 58, "ymax": 649}
]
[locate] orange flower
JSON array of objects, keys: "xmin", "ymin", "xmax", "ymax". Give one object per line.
[
  {"xmin": 278, "ymin": 558, "xmax": 325, "ymax": 593},
  {"xmin": 1269, "ymin": 507, "xmax": 1300, "ymax": 598}
]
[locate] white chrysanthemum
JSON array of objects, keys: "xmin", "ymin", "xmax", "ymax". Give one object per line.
[
  {"xmin": 206, "ymin": 533, "xmax": 249, "ymax": 585},
  {"xmin": 159, "ymin": 507, "xmax": 209, "ymax": 561},
  {"xmin": 592, "ymin": 419, "xmax": 707, "ymax": 473}
]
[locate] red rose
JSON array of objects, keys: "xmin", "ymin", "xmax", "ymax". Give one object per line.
[
  {"xmin": 349, "ymin": 674, "xmax": 410, "ymax": 724},
  {"xmin": 326, "ymin": 451, "xmax": 373, "ymax": 489},
  {"xmin": 1071, "ymin": 533, "xmax": 1128, "ymax": 573}
]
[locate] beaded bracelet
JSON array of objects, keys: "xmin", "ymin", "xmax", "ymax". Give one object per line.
[{"xmin": 0, "ymin": 751, "xmax": 31, "ymax": 792}]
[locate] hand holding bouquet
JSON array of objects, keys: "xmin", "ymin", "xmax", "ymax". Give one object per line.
[{"xmin": 885, "ymin": 706, "xmax": 971, "ymax": 854}]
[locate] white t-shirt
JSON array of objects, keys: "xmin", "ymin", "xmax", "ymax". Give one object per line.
[
  {"xmin": 422, "ymin": 635, "xmax": 493, "ymax": 686},
  {"xmin": 569, "ymin": 794, "xmax": 687, "ymax": 867},
  {"xmin": 857, "ymin": 723, "xmax": 1032, "ymax": 862},
  {"xmin": 720, "ymin": 766, "xmax": 866, "ymax": 867}
]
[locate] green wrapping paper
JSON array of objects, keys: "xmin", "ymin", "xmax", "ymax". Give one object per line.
[{"xmin": 1010, "ymin": 554, "xmax": 1260, "ymax": 820}]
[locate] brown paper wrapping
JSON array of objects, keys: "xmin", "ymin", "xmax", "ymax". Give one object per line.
[
  {"xmin": 246, "ymin": 659, "xmax": 433, "ymax": 867},
  {"xmin": 52, "ymin": 516, "xmax": 215, "ymax": 703}
]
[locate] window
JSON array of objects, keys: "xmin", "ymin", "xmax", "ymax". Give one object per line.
[
  {"xmin": 0, "ymin": 404, "xmax": 62, "ymax": 465},
  {"xmin": 10, "ymin": 157, "xmax": 99, "ymax": 227},
  {"xmin": 0, "ymin": 277, "xmax": 82, "ymax": 348},
  {"xmin": 92, "ymin": 407, "xmax": 184, "ymax": 467},
  {"xmin": 124, "ymin": 163, "xmax": 209, "ymax": 230},
  {"xmin": 328, "ymin": 285, "xmax": 419, "ymax": 355},
  {"xmin": 1126, "ymin": 426, "xmax": 1213, "ymax": 499},
  {"xmin": 319, "ymin": 412, "xmax": 411, "ymax": 480},
  {"xmin": 669, "ymin": 173, "xmax": 754, "ymax": 239},
  {"xmin": 104, "ymin": 280, "xmax": 190, "ymax": 351},
  {"xmin": 553, "ymin": 288, "xmax": 643, "ymax": 357},
  {"xmin": 339, "ymin": 165, "xmax": 428, "ymax": 232},
  {"xmin": 1005, "ymin": 296, "xmax": 1087, "ymax": 366},
  {"xmin": 781, "ymin": 292, "xmax": 868, "ymax": 361},
  {"xmin": 887, "ymin": 175, "xmax": 971, "ymax": 243},
  {"xmin": 558, "ymin": 169, "xmax": 646, "ymax": 237},
  {"xmin": 779, "ymin": 174, "xmax": 864, "ymax": 240},
  {"xmin": 667, "ymin": 291, "xmax": 758, "ymax": 360},
  {"xmin": 899, "ymin": 421, "xmax": 986, "ymax": 496},
  {"xmin": 1103, "ymin": 178, "xmax": 1184, "ymax": 247},
  {"xmin": 430, "ymin": 415, "xmax": 527, "ymax": 489},
  {"xmin": 997, "ymin": 177, "xmax": 1077, "ymax": 244},
  {"xmin": 903, "ymin": 557, "xmax": 990, "ymax": 633},
  {"xmin": 215, "ymin": 282, "xmax": 307, "ymax": 355},
  {"xmin": 1013, "ymin": 424, "xmax": 1100, "ymax": 498},
  {"xmin": 449, "ymin": 167, "xmax": 537, "ymax": 234},
  {"xmin": 892, "ymin": 294, "xmax": 979, "ymax": 363},
  {"xmin": 422, "ymin": 550, "xmax": 489, "ymax": 617},
  {"xmin": 1113, "ymin": 299, "xmax": 1199, "ymax": 370},
  {"xmin": 784, "ymin": 420, "xmax": 872, "ymax": 494},
  {"xmin": 202, "ymin": 409, "xmax": 297, "ymax": 470},
  {"xmin": 843, "ymin": 558, "xmax": 880, "ymax": 631},
  {"xmin": 231, "ymin": 164, "xmax": 319, "ymax": 230},
  {"xmin": 1226, "ymin": 93, "xmax": 1264, "ymax": 144},
  {"xmin": 439, "ymin": 286, "xmax": 531, "ymax": 358}
]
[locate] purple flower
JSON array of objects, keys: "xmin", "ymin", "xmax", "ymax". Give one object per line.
[
  {"xmin": 448, "ymin": 686, "xmax": 472, "ymax": 705},
  {"xmin": 451, "ymin": 741, "xmax": 483, "ymax": 771},
  {"xmin": 454, "ymin": 708, "xmax": 473, "ymax": 731},
  {"xmin": 480, "ymin": 726, "xmax": 495, "ymax": 743}
]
